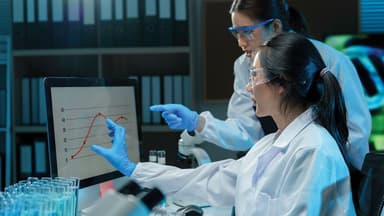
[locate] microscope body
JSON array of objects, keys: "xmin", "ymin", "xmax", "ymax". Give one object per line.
[
  {"xmin": 85, "ymin": 181, "xmax": 163, "ymax": 216},
  {"xmin": 178, "ymin": 131, "xmax": 211, "ymax": 167}
]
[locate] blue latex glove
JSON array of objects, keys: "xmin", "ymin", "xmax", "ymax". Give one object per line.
[
  {"xmin": 150, "ymin": 104, "xmax": 198, "ymax": 131},
  {"xmin": 91, "ymin": 119, "xmax": 136, "ymax": 176}
]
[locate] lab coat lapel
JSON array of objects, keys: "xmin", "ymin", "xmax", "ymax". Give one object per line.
[{"xmin": 252, "ymin": 108, "xmax": 315, "ymax": 186}]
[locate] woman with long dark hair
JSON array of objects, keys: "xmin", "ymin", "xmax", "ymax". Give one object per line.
[
  {"xmin": 150, "ymin": 0, "xmax": 370, "ymax": 171},
  {"xmin": 93, "ymin": 33, "xmax": 356, "ymax": 215}
]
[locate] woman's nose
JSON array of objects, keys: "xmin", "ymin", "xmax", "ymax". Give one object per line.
[
  {"xmin": 238, "ymin": 37, "xmax": 247, "ymax": 49},
  {"xmin": 246, "ymin": 82, "xmax": 253, "ymax": 92}
]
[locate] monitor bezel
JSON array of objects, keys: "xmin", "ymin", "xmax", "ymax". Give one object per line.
[{"xmin": 44, "ymin": 77, "xmax": 142, "ymax": 188}]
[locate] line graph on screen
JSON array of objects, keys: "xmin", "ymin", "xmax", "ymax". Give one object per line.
[
  {"xmin": 58, "ymin": 104, "xmax": 137, "ymax": 163},
  {"xmin": 49, "ymin": 85, "xmax": 141, "ymax": 180},
  {"xmin": 70, "ymin": 112, "xmax": 128, "ymax": 159}
]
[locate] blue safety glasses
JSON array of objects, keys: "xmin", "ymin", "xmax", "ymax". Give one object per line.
[{"xmin": 228, "ymin": 18, "xmax": 274, "ymax": 40}]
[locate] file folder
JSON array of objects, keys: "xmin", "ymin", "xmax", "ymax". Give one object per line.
[
  {"xmin": 125, "ymin": 0, "xmax": 141, "ymax": 46},
  {"xmin": 12, "ymin": 0, "xmax": 26, "ymax": 49},
  {"xmin": 183, "ymin": 75, "xmax": 191, "ymax": 107},
  {"xmin": 0, "ymin": 90, "xmax": 5, "ymax": 127},
  {"xmin": 100, "ymin": 0, "xmax": 114, "ymax": 47},
  {"xmin": 173, "ymin": 0, "xmax": 188, "ymax": 46},
  {"xmin": 173, "ymin": 75, "xmax": 183, "ymax": 104},
  {"xmin": 67, "ymin": 0, "xmax": 81, "ymax": 47},
  {"xmin": 81, "ymin": 0, "xmax": 97, "ymax": 47},
  {"xmin": 141, "ymin": 0, "xmax": 159, "ymax": 46},
  {"xmin": 26, "ymin": 0, "xmax": 37, "ymax": 49},
  {"xmin": 52, "ymin": 0, "xmax": 67, "ymax": 48},
  {"xmin": 158, "ymin": 0, "xmax": 173, "ymax": 46},
  {"xmin": 19, "ymin": 143, "xmax": 33, "ymax": 178},
  {"xmin": 34, "ymin": 140, "xmax": 47, "ymax": 174},
  {"xmin": 141, "ymin": 76, "xmax": 152, "ymax": 124},
  {"xmin": 31, "ymin": 77, "xmax": 40, "ymax": 124},
  {"xmin": 151, "ymin": 76, "xmax": 161, "ymax": 124},
  {"xmin": 21, "ymin": 78, "xmax": 31, "ymax": 125},
  {"xmin": 114, "ymin": 0, "xmax": 126, "ymax": 47},
  {"xmin": 37, "ymin": 0, "xmax": 52, "ymax": 48}
]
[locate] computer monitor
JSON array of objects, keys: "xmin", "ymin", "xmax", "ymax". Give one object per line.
[{"xmin": 45, "ymin": 77, "xmax": 142, "ymax": 188}]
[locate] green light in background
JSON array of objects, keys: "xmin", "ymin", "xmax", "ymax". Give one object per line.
[{"xmin": 370, "ymin": 134, "xmax": 384, "ymax": 151}]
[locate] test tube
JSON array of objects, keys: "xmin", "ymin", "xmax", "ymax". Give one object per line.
[{"xmin": 0, "ymin": 177, "xmax": 80, "ymax": 216}]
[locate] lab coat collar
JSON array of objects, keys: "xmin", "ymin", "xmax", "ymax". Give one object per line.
[
  {"xmin": 251, "ymin": 108, "xmax": 315, "ymax": 185},
  {"xmin": 272, "ymin": 108, "xmax": 315, "ymax": 149},
  {"xmin": 238, "ymin": 53, "xmax": 251, "ymax": 65}
]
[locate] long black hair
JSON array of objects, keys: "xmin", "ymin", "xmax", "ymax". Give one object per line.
[
  {"xmin": 229, "ymin": 0, "xmax": 308, "ymax": 35},
  {"xmin": 258, "ymin": 32, "xmax": 350, "ymax": 167}
]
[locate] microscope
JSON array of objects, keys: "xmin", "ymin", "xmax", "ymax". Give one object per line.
[
  {"xmin": 84, "ymin": 180, "xmax": 164, "ymax": 216},
  {"xmin": 178, "ymin": 131, "xmax": 211, "ymax": 167}
]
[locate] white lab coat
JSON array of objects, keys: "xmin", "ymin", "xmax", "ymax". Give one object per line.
[
  {"xmin": 191, "ymin": 38, "xmax": 371, "ymax": 170},
  {"xmin": 131, "ymin": 108, "xmax": 356, "ymax": 215}
]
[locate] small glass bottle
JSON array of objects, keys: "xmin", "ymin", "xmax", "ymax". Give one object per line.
[
  {"xmin": 149, "ymin": 150, "xmax": 158, "ymax": 163},
  {"xmin": 157, "ymin": 150, "xmax": 166, "ymax": 165}
]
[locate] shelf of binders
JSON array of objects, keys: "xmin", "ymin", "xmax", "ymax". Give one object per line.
[
  {"xmin": 12, "ymin": 0, "xmax": 189, "ymax": 49},
  {"xmin": 0, "ymin": 35, "xmax": 11, "ymax": 189},
  {"xmin": 15, "ymin": 133, "xmax": 49, "ymax": 180},
  {"xmin": 12, "ymin": 47, "xmax": 190, "ymax": 56}
]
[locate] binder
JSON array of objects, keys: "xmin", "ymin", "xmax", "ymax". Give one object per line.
[
  {"xmin": 183, "ymin": 75, "xmax": 191, "ymax": 107},
  {"xmin": 31, "ymin": 77, "xmax": 40, "ymax": 124},
  {"xmin": 173, "ymin": 0, "xmax": 188, "ymax": 46},
  {"xmin": 0, "ymin": 153, "xmax": 3, "ymax": 189},
  {"xmin": 81, "ymin": 0, "xmax": 97, "ymax": 47},
  {"xmin": 173, "ymin": 75, "xmax": 183, "ymax": 104},
  {"xmin": 12, "ymin": 0, "xmax": 26, "ymax": 49},
  {"xmin": 114, "ymin": 0, "xmax": 126, "ymax": 47},
  {"xmin": 141, "ymin": 76, "xmax": 152, "ymax": 124},
  {"xmin": 158, "ymin": 0, "xmax": 173, "ymax": 46},
  {"xmin": 99, "ymin": 0, "xmax": 114, "ymax": 47},
  {"xmin": 163, "ymin": 75, "xmax": 173, "ymax": 104},
  {"xmin": 151, "ymin": 76, "xmax": 161, "ymax": 124},
  {"xmin": 125, "ymin": 0, "xmax": 141, "ymax": 46},
  {"xmin": 26, "ymin": 0, "xmax": 37, "ymax": 49},
  {"xmin": 21, "ymin": 78, "xmax": 31, "ymax": 125},
  {"xmin": 37, "ymin": 0, "xmax": 51, "ymax": 48},
  {"xmin": 52, "ymin": 0, "xmax": 67, "ymax": 48},
  {"xmin": 39, "ymin": 78, "xmax": 47, "ymax": 124},
  {"xmin": 34, "ymin": 140, "xmax": 47, "ymax": 174},
  {"xmin": 0, "ymin": 90, "xmax": 5, "ymax": 127},
  {"xmin": 141, "ymin": 0, "xmax": 159, "ymax": 46},
  {"xmin": 19, "ymin": 143, "xmax": 33, "ymax": 178},
  {"xmin": 67, "ymin": 0, "xmax": 81, "ymax": 47}
]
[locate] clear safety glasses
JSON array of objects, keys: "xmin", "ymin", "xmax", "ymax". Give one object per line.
[
  {"xmin": 228, "ymin": 18, "xmax": 274, "ymax": 40},
  {"xmin": 248, "ymin": 67, "xmax": 277, "ymax": 88}
]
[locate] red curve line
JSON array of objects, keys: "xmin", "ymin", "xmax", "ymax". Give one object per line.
[{"xmin": 70, "ymin": 112, "xmax": 128, "ymax": 159}]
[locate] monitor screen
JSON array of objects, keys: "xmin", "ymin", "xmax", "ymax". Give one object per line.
[
  {"xmin": 45, "ymin": 77, "xmax": 142, "ymax": 188},
  {"xmin": 324, "ymin": 34, "xmax": 384, "ymax": 152}
]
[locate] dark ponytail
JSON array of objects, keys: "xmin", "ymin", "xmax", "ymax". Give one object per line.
[
  {"xmin": 287, "ymin": 6, "xmax": 308, "ymax": 35},
  {"xmin": 229, "ymin": 0, "xmax": 308, "ymax": 35},
  {"xmin": 312, "ymin": 71, "xmax": 350, "ymax": 167}
]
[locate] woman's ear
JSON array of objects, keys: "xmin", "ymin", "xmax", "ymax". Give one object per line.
[
  {"xmin": 277, "ymin": 85, "xmax": 285, "ymax": 95},
  {"xmin": 272, "ymin": 19, "xmax": 283, "ymax": 34}
]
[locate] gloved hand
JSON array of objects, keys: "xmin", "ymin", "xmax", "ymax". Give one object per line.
[
  {"xmin": 150, "ymin": 104, "xmax": 198, "ymax": 131},
  {"xmin": 92, "ymin": 119, "xmax": 136, "ymax": 176}
]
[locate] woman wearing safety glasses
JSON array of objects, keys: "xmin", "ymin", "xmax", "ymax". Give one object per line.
[
  {"xmin": 93, "ymin": 33, "xmax": 356, "ymax": 215},
  {"xmin": 150, "ymin": 0, "xmax": 371, "ymax": 172}
]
